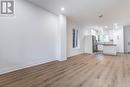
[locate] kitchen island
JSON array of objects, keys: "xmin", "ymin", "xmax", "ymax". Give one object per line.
[{"xmin": 103, "ymin": 44, "xmax": 117, "ymax": 55}]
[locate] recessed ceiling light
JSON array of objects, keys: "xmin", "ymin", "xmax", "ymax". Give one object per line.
[{"xmin": 61, "ymin": 7, "xmax": 65, "ymax": 11}]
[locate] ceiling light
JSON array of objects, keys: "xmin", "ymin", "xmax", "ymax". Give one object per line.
[
  {"xmin": 61, "ymin": 7, "xmax": 65, "ymax": 11},
  {"xmin": 105, "ymin": 26, "xmax": 108, "ymax": 28},
  {"xmin": 114, "ymin": 23, "xmax": 118, "ymax": 26},
  {"xmin": 114, "ymin": 23, "xmax": 118, "ymax": 29},
  {"xmin": 98, "ymin": 14, "xmax": 103, "ymax": 18}
]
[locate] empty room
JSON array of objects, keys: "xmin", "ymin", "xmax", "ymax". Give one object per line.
[{"xmin": 0, "ymin": 0, "xmax": 130, "ymax": 87}]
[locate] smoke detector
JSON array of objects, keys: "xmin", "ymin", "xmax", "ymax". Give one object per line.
[{"xmin": 98, "ymin": 14, "xmax": 103, "ymax": 18}]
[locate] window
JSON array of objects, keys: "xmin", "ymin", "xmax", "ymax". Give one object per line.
[
  {"xmin": 73, "ymin": 29, "xmax": 79, "ymax": 48},
  {"xmin": 98, "ymin": 35, "xmax": 109, "ymax": 43}
]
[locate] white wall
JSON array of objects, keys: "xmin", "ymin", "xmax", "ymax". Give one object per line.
[
  {"xmin": 57, "ymin": 15, "xmax": 67, "ymax": 61},
  {"xmin": 67, "ymin": 19, "xmax": 84, "ymax": 57},
  {"xmin": 124, "ymin": 25, "xmax": 130, "ymax": 53},
  {"xmin": 84, "ymin": 35, "xmax": 93, "ymax": 54},
  {"xmin": 113, "ymin": 28, "xmax": 124, "ymax": 53},
  {"xmin": 0, "ymin": 0, "xmax": 59, "ymax": 74}
]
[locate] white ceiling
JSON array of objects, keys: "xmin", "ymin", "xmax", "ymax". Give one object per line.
[{"xmin": 29, "ymin": 0, "xmax": 130, "ymax": 26}]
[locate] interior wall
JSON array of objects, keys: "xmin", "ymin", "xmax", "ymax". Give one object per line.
[
  {"xmin": 113, "ymin": 28, "xmax": 124, "ymax": 53},
  {"xmin": 124, "ymin": 25, "xmax": 130, "ymax": 53},
  {"xmin": 82, "ymin": 27, "xmax": 94, "ymax": 52},
  {"xmin": 57, "ymin": 15, "xmax": 67, "ymax": 61},
  {"xmin": 0, "ymin": 0, "xmax": 59, "ymax": 74},
  {"xmin": 67, "ymin": 19, "xmax": 84, "ymax": 57}
]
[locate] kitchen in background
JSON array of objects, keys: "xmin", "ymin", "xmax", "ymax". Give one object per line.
[{"xmin": 83, "ymin": 24, "xmax": 124, "ymax": 55}]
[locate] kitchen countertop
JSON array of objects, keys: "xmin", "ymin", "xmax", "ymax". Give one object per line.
[
  {"xmin": 102, "ymin": 44, "xmax": 117, "ymax": 46},
  {"xmin": 97, "ymin": 43, "xmax": 117, "ymax": 46}
]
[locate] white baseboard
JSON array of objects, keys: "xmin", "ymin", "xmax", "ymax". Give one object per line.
[{"xmin": 0, "ymin": 58, "xmax": 56, "ymax": 75}]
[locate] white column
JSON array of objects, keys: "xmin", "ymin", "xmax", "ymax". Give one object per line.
[{"xmin": 57, "ymin": 14, "xmax": 67, "ymax": 61}]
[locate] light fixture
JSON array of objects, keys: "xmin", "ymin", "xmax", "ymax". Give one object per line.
[
  {"xmin": 114, "ymin": 23, "xmax": 118, "ymax": 26},
  {"xmin": 114, "ymin": 23, "xmax": 118, "ymax": 29},
  {"xmin": 105, "ymin": 26, "xmax": 108, "ymax": 28},
  {"xmin": 60, "ymin": 7, "xmax": 65, "ymax": 11},
  {"xmin": 98, "ymin": 14, "xmax": 103, "ymax": 18}
]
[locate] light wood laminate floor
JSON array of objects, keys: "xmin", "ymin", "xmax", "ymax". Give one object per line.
[{"xmin": 0, "ymin": 53, "xmax": 130, "ymax": 87}]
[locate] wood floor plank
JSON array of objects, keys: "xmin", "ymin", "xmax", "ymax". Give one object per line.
[{"xmin": 0, "ymin": 54, "xmax": 130, "ymax": 87}]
